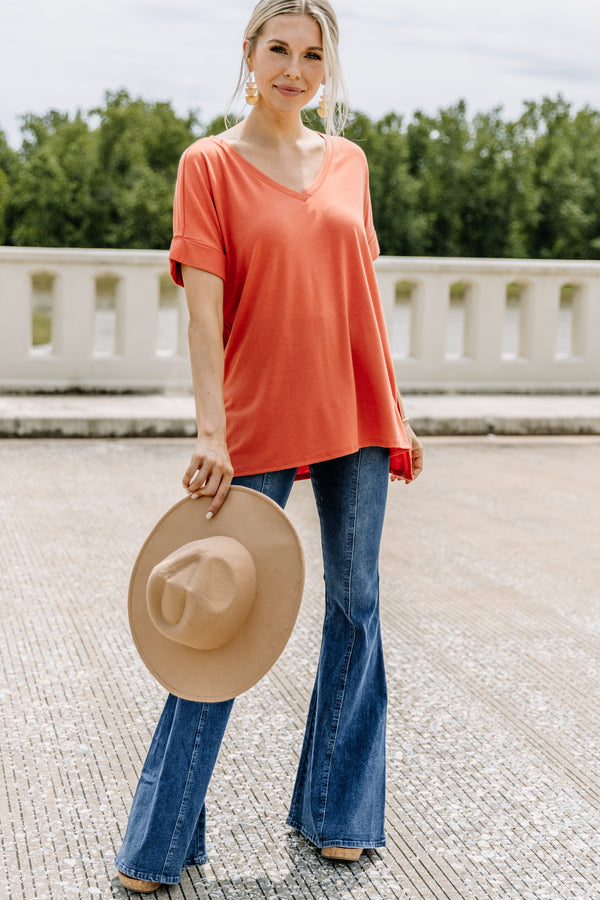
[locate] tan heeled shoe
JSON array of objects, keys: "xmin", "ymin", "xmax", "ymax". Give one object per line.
[
  {"xmin": 118, "ymin": 872, "xmax": 161, "ymax": 893},
  {"xmin": 321, "ymin": 846, "xmax": 363, "ymax": 861}
]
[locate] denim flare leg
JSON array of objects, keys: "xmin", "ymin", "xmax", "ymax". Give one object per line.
[{"xmin": 115, "ymin": 446, "xmax": 389, "ymax": 884}]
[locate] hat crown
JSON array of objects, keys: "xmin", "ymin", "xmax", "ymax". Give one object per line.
[{"xmin": 147, "ymin": 536, "xmax": 257, "ymax": 650}]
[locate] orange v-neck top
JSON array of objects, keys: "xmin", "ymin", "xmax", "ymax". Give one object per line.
[{"xmin": 170, "ymin": 134, "xmax": 412, "ymax": 480}]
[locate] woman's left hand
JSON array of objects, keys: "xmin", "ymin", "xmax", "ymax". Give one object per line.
[{"xmin": 391, "ymin": 423, "xmax": 423, "ymax": 483}]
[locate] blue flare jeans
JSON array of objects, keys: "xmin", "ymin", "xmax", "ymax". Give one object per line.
[{"xmin": 115, "ymin": 446, "xmax": 389, "ymax": 885}]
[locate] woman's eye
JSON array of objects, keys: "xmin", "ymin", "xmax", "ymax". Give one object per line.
[
  {"xmin": 270, "ymin": 45, "xmax": 286, "ymax": 54},
  {"xmin": 307, "ymin": 52, "xmax": 322, "ymax": 60}
]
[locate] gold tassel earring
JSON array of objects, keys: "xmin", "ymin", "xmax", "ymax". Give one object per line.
[
  {"xmin": 317, "ymin": 86, "xmax": 328, "ymax": 119},
  {"xmin": 245, "ymin": 73, "xmax": 258, "ymax": 106}
]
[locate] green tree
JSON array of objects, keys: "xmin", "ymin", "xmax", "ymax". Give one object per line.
[
  {"xmin": 5, "ymin": 91, "xmax": 200, "ymax": 248},
  {"xmin": 9, "ymin": 111, "xmax": 97, "ymax": 246},
  {"xmin": 89, "ymin": 90, "xmax": 200, "ymax": 248},
  {"xmin": 345, "ymin": 112, "xmax": 427, "ymax": 255},
  {"xmin": 494, "ymin": 113, "xmax": 541, "ymax": 258},
  {"xmin": 523, "ymin": 97, "xmax": 600, "ymax": 258},
  {"xmin": 0, "ymin": 131, "xmax": 18, "ymax": 244},
  {"xmin": 456, "ymin": 108, "xmax": 511, "ymax": 257},
  {"xmin": 406, "ymin": 101, "xmax": 475, "ymax": 256}
]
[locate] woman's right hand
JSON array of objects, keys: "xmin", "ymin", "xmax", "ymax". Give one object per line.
[{"xmin": 182, "ymin": 436, "xmax": 234, "ymax": 519}]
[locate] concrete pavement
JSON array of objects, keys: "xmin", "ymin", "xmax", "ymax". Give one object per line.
[{"xmin": 1, "ymin": 435, "xmax": 600, "ymax": 899}]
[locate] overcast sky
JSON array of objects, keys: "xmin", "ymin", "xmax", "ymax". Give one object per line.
[{"xmin": 2, "ymin": 0, "xmax": 600, "ymax": 146}]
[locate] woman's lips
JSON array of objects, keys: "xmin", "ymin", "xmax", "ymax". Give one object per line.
[{"xmin": 274, "ymin": 85, "xmax": 304, "ymax": 96}]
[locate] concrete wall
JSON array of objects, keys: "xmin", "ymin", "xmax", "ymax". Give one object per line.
[{"xmin": 2, "ymin": 247, "xmax": 599, "ymax": 392}]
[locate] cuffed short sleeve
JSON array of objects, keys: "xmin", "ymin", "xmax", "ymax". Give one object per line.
[{"xmin": 169, "ymin": 142, "xmax": 227, "ymax": 286}]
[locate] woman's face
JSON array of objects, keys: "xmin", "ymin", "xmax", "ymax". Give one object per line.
[{"xmin": 246, "ymin": 14, "xmax": 325, "ymax": 115}]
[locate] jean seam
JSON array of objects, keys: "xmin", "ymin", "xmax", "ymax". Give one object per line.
[
  {"xmin": 316, "ymin": 448, "xmax": 362, "ymax": 836},
  {"xmin": 161, "ymin": 704, "xmax": 208, "ymax": 879},
  {"xmin": 183, "ymin": 807, "xmax": 206, "ymax": 866},
  {"xmin": 290, "ymin": 688, "xmax": 316, "ymax": 808}
]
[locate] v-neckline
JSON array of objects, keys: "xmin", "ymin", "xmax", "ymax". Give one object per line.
[{"xmin": 213, "ymin": 133, "xmax": 331, "ymax": 201}]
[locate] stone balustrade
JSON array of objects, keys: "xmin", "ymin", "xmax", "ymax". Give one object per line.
[{"xmin": 1, "ymin": 247, "xmax": 599, "ymax": 392}]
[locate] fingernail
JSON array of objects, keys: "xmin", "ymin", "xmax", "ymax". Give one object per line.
[
  {"xmin": 190, "ymin": 493, "xmax": 198, "ymax": 499},
  {"xmin": 206, "ymin": 511, "xmax": 213, "ymax": 520}
]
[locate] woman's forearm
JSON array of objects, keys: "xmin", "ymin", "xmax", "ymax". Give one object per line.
[
  {"xmin": 182, "ymin": 265, "xmax": 227, "ymax": 439},
  {"xmin": 188, "ymin": 317, "xmax": 226, "ymax": 439}
]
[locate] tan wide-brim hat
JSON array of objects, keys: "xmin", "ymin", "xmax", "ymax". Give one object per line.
[{"xmin": 128, "ymin": 486, "xmax": 305, "ymax": 702}]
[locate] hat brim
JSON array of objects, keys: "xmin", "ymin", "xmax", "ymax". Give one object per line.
[{"xmin": 128, "ymin": 486, "xmax": 305, "ymax": 702}]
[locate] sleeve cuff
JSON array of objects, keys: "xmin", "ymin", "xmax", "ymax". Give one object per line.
[{"xmin": 169, "ymin": 235, "xmax": 227, "ymax": 286}]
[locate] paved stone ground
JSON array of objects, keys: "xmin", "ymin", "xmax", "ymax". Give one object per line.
[{"xmin": 1, "ymin": 436, "xmax": 600, "ymax": 900}]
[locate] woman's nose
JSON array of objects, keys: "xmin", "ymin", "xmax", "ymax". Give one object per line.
[{"xmin": 284, "ymin": 60, "xmax": 301, "ymax": 79}]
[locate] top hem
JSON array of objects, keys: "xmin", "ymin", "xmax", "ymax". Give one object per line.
[{"xmin": 230, "ymin": 440, "xmax": 413, "ymax": 482}]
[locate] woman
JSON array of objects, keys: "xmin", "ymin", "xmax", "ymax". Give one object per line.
[{"xmin": 115, "ymin": 0, "xmax": 423, "ymax": 891}]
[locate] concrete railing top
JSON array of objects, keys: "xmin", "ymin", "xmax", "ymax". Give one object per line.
[
  {"xmin": 0, "ymin": 247, "xmax": 167, "ymax": 264},
  {"xmin": 375, "ymin": 255, "xmax": 600, "ymax": 276}
]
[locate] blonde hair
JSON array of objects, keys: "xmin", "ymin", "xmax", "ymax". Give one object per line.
[{"xmin": 228, "ymin": 0, "xmax": 348, "ymax": 135}]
